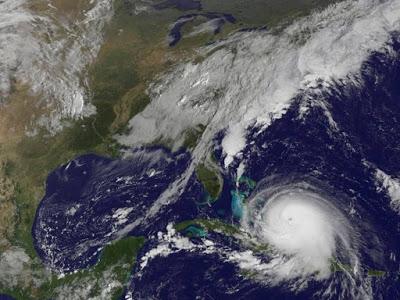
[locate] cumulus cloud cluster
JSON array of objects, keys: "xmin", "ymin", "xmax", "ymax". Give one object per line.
[{"xmin": 374, "ymin": 168, "xmax": 400, "ymax": 214}]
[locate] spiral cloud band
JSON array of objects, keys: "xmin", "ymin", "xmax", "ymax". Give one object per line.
[{"xmin": 242, "ymin": 180, "xmax": 359, "ymax": 284}]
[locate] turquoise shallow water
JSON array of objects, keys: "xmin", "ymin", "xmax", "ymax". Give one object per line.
[{"xmin": 24, "ymin": 3, "xmax": 400, "ymax": 300}]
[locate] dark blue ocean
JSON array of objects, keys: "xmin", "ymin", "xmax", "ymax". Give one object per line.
[{"xmin": 27, "ymin": 32, "xmax": 400, "ymax": 299}]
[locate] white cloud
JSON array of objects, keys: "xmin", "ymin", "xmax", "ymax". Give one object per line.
[
  {"xmin": 118, "ymin": 0, "xmax": 400, "ymax": 169},
  {"xmin": 0, "ymin": 0, "xmax": 113, "ymax": 132},
  {"xmin": 374, "ymin": 168, "xmax": 400, "ymax": 214}
]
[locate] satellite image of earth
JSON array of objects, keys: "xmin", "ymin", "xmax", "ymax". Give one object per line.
[{"xmin": 0, "ymin": 0, "xmax": 400, "ymax": 299}]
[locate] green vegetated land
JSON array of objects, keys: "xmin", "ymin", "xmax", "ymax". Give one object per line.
[
  {"xmin": 176, "ymin": 220, "xmax": 388, "ymax": 280},
  {"xmin": 367, "ymin": 269, "xmax": 386, "ymax": 277},
  {"xmin": 3, "ymin": 237, "xmax": 145, "ymax": 300},
  {"xmin": 0, "ymin": 1, "xmax": 184, "ymax": 297},
  {"xmin": 175, "ymin": 218, "xmax": 241, "ymax": 236},
  {"xmin": 0, "ymin": 0, "xmax": 349, "ymax": 298},
  {"xmin": 195, "ymin": 164, "xmax": 223, "ymax": 200},
  {"xmin": 183, "ymin": 124, "xmax": 206, "ymax": 150},
  {"xmin": 330, "ymin": 260, "xmax": 386, "ymax": 278}
]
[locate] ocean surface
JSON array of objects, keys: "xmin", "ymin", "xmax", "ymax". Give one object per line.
[{"xmin": 31, "ymin": 31, "xmax": 400, "ymax": 299}]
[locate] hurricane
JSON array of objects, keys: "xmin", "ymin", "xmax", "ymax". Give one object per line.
[
  {"xmin": 3, "ymin": 0, "xmax": 400, "ymax": 299},
  {"xmin": 239, "ymin": 178, "xmax": 372, "ymax": 299},
  {"xmin": 245, "ymin": 183, "xmax": 353, "ymax": 277}
]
